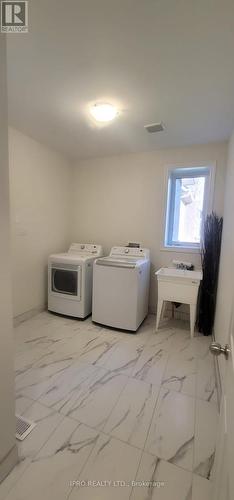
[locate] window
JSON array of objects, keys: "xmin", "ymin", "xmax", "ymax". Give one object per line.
[{"xmin": 164, "ymin": 166, "xmax": 212, "ymax": 249}]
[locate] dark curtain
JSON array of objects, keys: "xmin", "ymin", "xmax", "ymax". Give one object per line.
[{"xmin": 198, "ymin": 212, "xmax": 223, "ymax": 336}]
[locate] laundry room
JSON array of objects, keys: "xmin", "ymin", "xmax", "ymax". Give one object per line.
[
  {"xmin": 1, "ymin": 2, "xmax": 234, "ymax": 500},
  {"xmin": 9, "ymin": 127, "xmax": 226, "ymax": 318}
]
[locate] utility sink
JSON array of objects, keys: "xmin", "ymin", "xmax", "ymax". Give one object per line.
[
  {"xmin": 155, "ymin": 267, "xmax": 203, "ymax": 337},
  {"xmin": 156, "ymin": 267, "xmax": 202, "ymax": 284}
]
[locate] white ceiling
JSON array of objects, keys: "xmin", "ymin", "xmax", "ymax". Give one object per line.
[{"xmin": 7, "ymin": 0, "xmax": 234, "ymax": 161}]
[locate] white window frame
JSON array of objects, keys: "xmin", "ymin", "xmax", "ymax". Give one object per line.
[{"xmin": 162, "ymin": 163, "xmax": 216, "ymax": 253}]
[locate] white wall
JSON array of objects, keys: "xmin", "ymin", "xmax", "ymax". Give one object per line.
[
  {"xmin": 214, "ymin": 131, "xmax": 234, "ymax": 382},
  {"xmin": 0, "ymin": 37, "xmax": 17, "ymax": 482},
  {"xmin": 9, "ymin": 127, "xmax": 73, "ymax": 319},
  {"xmin": 72, "ymin": 142, "xmax": 227, "ymax": 312}
]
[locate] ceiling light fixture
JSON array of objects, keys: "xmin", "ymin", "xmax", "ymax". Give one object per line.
[{"xmin": 90, "ymin": 103, "xmax": 118, "ymax": 123}]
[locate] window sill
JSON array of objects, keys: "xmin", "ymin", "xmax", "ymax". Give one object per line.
[{"xmin": 161, "ymin": 245, "xmax": 201, "ymax": 254}]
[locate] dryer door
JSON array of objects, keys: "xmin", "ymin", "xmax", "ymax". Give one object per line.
[{"xmin": 51, "ymin": 264, "xmax": 81, "ymax": 300}]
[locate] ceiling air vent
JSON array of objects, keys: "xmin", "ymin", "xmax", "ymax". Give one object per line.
[{"xmin": 144, "ymin": 122, "xmax": 165, "ymax": 133}]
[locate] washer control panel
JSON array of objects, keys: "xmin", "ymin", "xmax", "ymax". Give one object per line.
[{"xmin": 110, "ymin": 246, "xmax": 149, "ymax": 259}]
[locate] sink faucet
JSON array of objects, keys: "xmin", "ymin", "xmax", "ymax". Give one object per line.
[
  {"xmin": 176, "ymin": 263, "xmax": 186, "ymax": 270},
  {"xmin": 175, "ymin": 262, "xmax": 194, "ymax": 270}
]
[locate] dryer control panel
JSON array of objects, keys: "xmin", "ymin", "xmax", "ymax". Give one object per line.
[{"xmin": 68, "ymin": 243, "xmax": 103, "ymax": 255}]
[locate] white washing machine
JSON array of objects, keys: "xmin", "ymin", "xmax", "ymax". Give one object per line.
[
  {"xmin": 92, "ymin": 246, "xmax": 150, "ymax": 331},
  {"xmin": 48, "ymin": 243, "xmax": 103, "ymax": 318}
]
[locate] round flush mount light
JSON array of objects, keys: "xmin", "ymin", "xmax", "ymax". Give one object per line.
[{"xmin": 89, "ymin": 103, "xmax": 118, "ymax": 123}]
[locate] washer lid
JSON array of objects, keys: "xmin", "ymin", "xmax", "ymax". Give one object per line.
[{"xmin": 95, "ymin": 256, "xmax": 146, "ymax": 268}]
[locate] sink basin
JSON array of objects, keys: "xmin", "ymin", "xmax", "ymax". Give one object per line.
[{"xmin": 156, "ymin": 267, "xmax": 202, "ymax": 284}]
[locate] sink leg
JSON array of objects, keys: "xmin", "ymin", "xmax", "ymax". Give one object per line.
[
  {"xmin": 161, "ymin": 301, "xmax": 167, "ymax": 322},
  {"xmin": 156, "ymin": 299, "xmax": 164, "ymax": 331},
  {"xmin": 190, "ymin": 304, "xmax": 196, "ymax": 338}
]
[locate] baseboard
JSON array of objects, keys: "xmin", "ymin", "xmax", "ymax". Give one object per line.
[
  {"xmin": 13, "ymin": 304, "xmax": 46, "ymax": 327},
  {"xmin": 0, "ymin": 445, "xmax": 18, "ymax": 484}
]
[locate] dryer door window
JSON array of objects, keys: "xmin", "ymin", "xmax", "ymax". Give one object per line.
[{"xmin": 52, "ymin": 267, "xmax": 80, "ymax": 297}]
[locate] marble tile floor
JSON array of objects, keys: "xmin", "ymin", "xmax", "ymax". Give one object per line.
[{"xmin": 0, "ymin": 312, "xmax": 219, "ymax": 500}]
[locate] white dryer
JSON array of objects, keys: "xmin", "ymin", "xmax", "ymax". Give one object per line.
[
  {"xmin": 92, "ymin": 246, "xmax": 150, "ymax": 331},
  {"xmin": 48, "ymin": 243, "xmax": 103, "ymax": 318}
]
